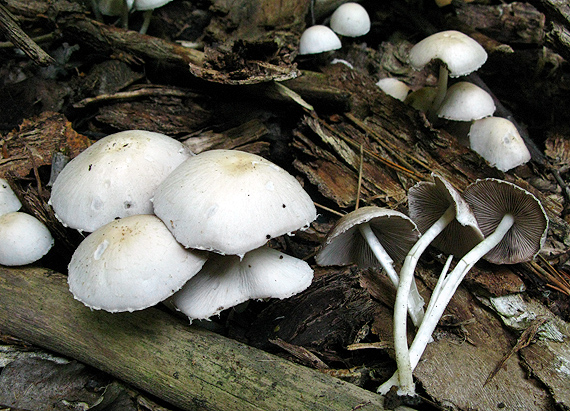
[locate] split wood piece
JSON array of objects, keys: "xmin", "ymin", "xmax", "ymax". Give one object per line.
[{"xmin": 0, "ymin": 266, "xmax": 386, "ymax": 411}]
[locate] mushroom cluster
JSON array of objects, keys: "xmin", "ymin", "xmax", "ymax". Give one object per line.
[
  {"xmin": 0, "ymin": 178, "xmax": 54, "ymax": 266},
  {"xmin": 52, "ymin": 132, "xmax": 317, "ymax": 320}
]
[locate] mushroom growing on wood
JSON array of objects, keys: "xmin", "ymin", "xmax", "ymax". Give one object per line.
[
  {"xmin": 315, "ymin": 206, "xmax": 425, "ymax": 327},
  {"xmin": 152, "ymin": 149, "xmax": 316, "ymax": 257},
  {"xmin": 49, "ymin": 129, "xmax": 191, "ymax": 233},
  {"xmin": 329, "ymin": 2, "xmax": 371, "ymax": 38},
  {"xmin": 172, "ymin": 246, "xmax": 313, "ymax": 321},
  {"xmin": 0, "ymin": 212, "xmax": 54, "ymax": 266},
  {"xmin": 298, "ymin": 25, "xmax": 342, "ymax": 55},
  {"xmin": 380, "ymin": 178, "xmax": 548, "ymax": 395},
  {"xmin": 0, "ymin": 178, "xmax": 22, "ymax": 216},
  {"xmin": 408, "ymin": 30, "xmax": 487, "ymax": 120},
  {"xmin": 436, "ymin": 81, "xmax": 496, "ymax": 122},
  {"xmin": 68, "ymin": 214, "xmax": 207, "ymax": 312}
]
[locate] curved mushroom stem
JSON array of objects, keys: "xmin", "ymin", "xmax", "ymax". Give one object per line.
[
  {"xmin": 392, "ymin": 205, "xmax": 455, "ymax": 396},
  {"xmin": 379, "ymin": 213, "xmax": 515, "ymax": 395},
  {"xmin": 358, "ymin": 223, "xmax": 425, "ymax": 327},
  {"xmin": 427, "ymin": 65, "xmax": 449, "ymax": 123},
  {"xmin": 139, "ymin": 10, "xmax": 153, "ymax": 34}
]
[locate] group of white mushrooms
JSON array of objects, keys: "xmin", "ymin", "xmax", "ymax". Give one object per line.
[
  {"xmin": 316, "ymin": 173, "xmax": 548, "ymax": 397},
  {"xmin": 46, "ymin": 130, "xmax": 316, "ymax": 321}
]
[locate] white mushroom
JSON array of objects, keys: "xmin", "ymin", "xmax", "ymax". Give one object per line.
[
  {"xmin": 298, "ymin": 25, "xmax": 342, "ymax": 55},
  {"xmin": 0, "ymin": 178, "xmax": 22, "ymax": 216},
  {"xmin": 437, "ymin": 81, "xmax": 495, "ymax": 121},
  {"xmin": 330, "ymin": 2, "xmax": 371, "ymax": 37},
  {"xmin": 172, "ymin": 246, "xmax": 313, "ymax": 321},
  {"xmin": 0, "ymin": 212, "xmax": 54, "ymax": 266},
  {"xmin": 49, "ymin": 130, "xmax": 192, "ymax": 233},
  {"xmin": 468, "ymin": 116, "xmax": 531, "ymax": 172},
  {"xmin": 152, "ymin": 149, "xmax": 317, "ymax": 257},
  {"xmin": 68, "ymin": 214, "xmax": 207, "ymax": 312},
  {"xmin": 376, "ymin": 78, "xmax": 411, "ymax": 101}
]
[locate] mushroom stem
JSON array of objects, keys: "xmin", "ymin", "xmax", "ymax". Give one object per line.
[
  {"xmin": 139, "ymin": 9, "xmax": 153, "ymax": 34},
  {"xmin": 392, "ymin": 204, "xmax": 455, "ymax": 396},
  {"xmin": 427, "ymin": 65, "xmax": 449, "ymax": 122},
  {"xmin": 358, "ymin": 223, "xmax": 425, "ymax": 327},
  {"xmin": 379, "ymin": 213, "xmax": 515, "ymax": 395}
]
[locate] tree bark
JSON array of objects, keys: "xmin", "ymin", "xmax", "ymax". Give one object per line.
[{"xmin": 0, "ymin": 266, "xmax": 386, "ymax": 411}]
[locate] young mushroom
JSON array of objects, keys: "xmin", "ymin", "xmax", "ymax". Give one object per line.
[
  {"xmin": 380, "ymin": 178, "xmax": 548, "ymax": 395},
  {"xmin": 315, "ymin": 206, "xmax": 425, "ymax": 327},
  {"xmin": 390, "ymin": 173, "xmax": 484, "ymax": 396},
  {"xmin": 376, "ymin": 78, "xmax": 411, "ymax": 101},
  {"xmin": 152, "ymin": 149, "xmax": 317, "ymax": 257},
  {"xmin": 408, "ymin": 30, "xmax": 487, "ymax": 121},
  {"xmin": 68, "ymin": 214, "xmax": 207, "ymax": 312},
  {"xmin": 436, "ymin": 81, "xmax": 496, "ymax": 122},
  {"xmin": 0, "ymin": 212, "xmax": 54, "ymax": 266},
  {"xmin": 298, "ymin": 25, "xmax": 342, "ymax": 56},
  {"xmin": 0, "ymin": 178, "xmax": 22, "ymax": 216},
  {"xmin": 468, "ymin": 116, "xmax": 531, "ymax": 172},
  {"xmin": 49, "ymin": 130, "xmax": 191, "ymax": 233},
  {"xmin": 329, "ymin": 2, "xmax": 371, "ymax": 38},
  {"xmin": 172, "ymin": 246, "xmax": 313, "ymax": 321}
]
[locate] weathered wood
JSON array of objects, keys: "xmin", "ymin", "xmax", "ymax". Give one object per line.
[{"xmin": 0, "ymin": 266, "xmax": 386, "ymax": 411}]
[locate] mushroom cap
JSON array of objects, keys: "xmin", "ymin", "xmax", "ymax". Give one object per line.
[
  {"xmin": 152, "ymin": 149, "xmax": 317, "ymax": 257},
  {"xmin": 468, "ymin": 117, "xmax": 531, "ymax": 172},
  {"xmin": 98, "ymin": 0, "xmax": 134, "ymax": 16},
  {"xmin": 172, "ymin": 246, "xmax": 313, "ymax": 321},
  {"xmin": 49, "ymin": 130, "xmax": 191, "ymax": 233},
  {"xmin": 462, "ymin": 178, "xmax": 548, "ymax": 264},
  {"xmin": 330, "ymin": 2, "xmax": 371, "ymax": 37},
  {"xmin": 408, "ymin": 174, "xmax": 484, "ymax": 257},
  {"xmin": 68, "ymin": 214, "xmax": 207, "ymax": 312},
  {"xmin": 133, "ymin": 0, "xmax": 173, "ymax": 11},
  {"xmin": 408, "ymin": 30, "xmax": 488, "ymax": 77},
  {"xmin": 437, "ymin": 82, "xmax": 496, "ymax": 121},
  {"xmin": 0, "ymin": 178, "xmax": 22, "ymax": 216},
  {"xmin": 377, "ymin": 78, "xmax": 411, "ymax": 101},
  {"xmin": 315, "ymin": 206, "xmax": 420, "ymax": 267},
  {"xmin": 0, "ymin": 212, "xmax": 54, "ymax": 266},
  {"xmin": 298, "ymin": 25, "xmax": 342, "ymax": 55}
]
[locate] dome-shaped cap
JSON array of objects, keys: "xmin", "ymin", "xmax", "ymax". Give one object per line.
[
  {"xmin": 330, "ymin": 2, "xmax": 371, "ymax": 37},
  {"xmin": 153, "ymin": 149, "xmax": 317, "ymax": 257},
  {"xmin": 377, "ymin": 78, "xmax": 411, "ymax": 101},
  {"xmin": 468, "ymin": 117, "xmax": 531, "ymax": 172},
  {"xmin": 299, "ymin": 25, "xmax": 342, "ymax": 55},
  {"xmin": 462, "ymin": 178, "xmax": 548, "ymax": 264},
  {"xmin": 172, "ymin": 246, "xmax": 313, "ymax": 321},
  {"xmin": 408, "ymin": 173, "xmax": 484, "ymax": 257},
  {"xmin": 68, "ymin": 214, "xmax": 207, "ymax": 312},
  {"xmin": 0, "ymin": 178, "xmax": 22, "ymax": 216},
  {"xmin": 408, "ymin": 30, "xmax": 487, "ymax": 77},
  {"xmin": 49, "ymin": 130, "xmax": 192, "ymax": 233},
  {"xmin": 0, "ymin": 212, "xmax": 53, "ymax": 266},
  {"xmin": 437, "ymin": 82, "xmax": 496, "ymax": 121},
  {"xmin": 315, "ymin": 206, "xmax": 420, "ymax": 267}
]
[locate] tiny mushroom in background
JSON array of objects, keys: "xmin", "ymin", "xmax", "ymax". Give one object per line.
[
  {"xmin": 133, "ymin": 0, "xmax": 174, "ymax": 34},
  {"xmin": 68, "ymin": 214, "xmax": 207, "ymax": 312},
  {"xmin": 0, "ymin": 178, "xmax": 22, "ymax": 216},
  {"xmin": 376, "ymin": 78, "xmax": 411, "ymax": 101},
  {"xmin": 468, "ymin": 116, "xmax": 532, "ymax": 172},
  {"xmin": 408, "ymin": 30, "xmax": 488, "ymax": 121},
  {"xmin": 0, "ymin": 212, "xmax": 54, "ymax": 266},
  {"xmin": 172, "ymin": 246, "xmax": 313, "ymax": 321},
  {"xmin": 49, "ymin": 129, "xmax": 191, "ymax": 233},
  {"xmin": 380, "ymin": 178, "xmax": 548, "ymax": 396},
  {"xmin": 152, "ymin": 149, "xmax": 317, "ymax": 257},
  {"xmin": 298, "ymin": 25, "xmax": 342, "ymax": 56},
  {"xmin": 315, "ymin": 206, "xmax": 425, "ymax": 327},
  {"xmin": 329, "ymin": 2, "xmax": 371, "ymax": 38},
  {"xmin": 390, "ymin": 173, "xmax": 483, "ymax": 396}
]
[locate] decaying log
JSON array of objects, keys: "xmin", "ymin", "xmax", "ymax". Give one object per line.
[{"xmin": 0, "ymin": 266, "xmax": 386, "ymax": 411}]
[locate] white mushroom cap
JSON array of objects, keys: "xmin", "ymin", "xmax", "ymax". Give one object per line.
[
  {"xmin": 98, "ymin": 0, "xmax": 134, "ymax": 16},
  {"xmin": 172, "ymin": 246, "xmax": 313, "ymax": 321},
  {"xmin": 376, "ymin": 78, "xmax": 411, "ymax": 101},
  {"xmin": 49, "ymin": 130, "xmax": 192, "ymax": 233},
  {"xmin": 437, "ymin": 82, "xmax": 496, "ymax": 121},
  {"xmin": 0, "ymin": 178, "xmax": 22, "ymax": 216},
  {"xmin": 298, "ymin": 25, "xmax": 342, "ymax": 55},
  {"xmin": 330, "ymin": 2, "xmax": 371, "ymax": 37},
  {"xmin": 408, "ymin": 30, "xmax": 487, "ymax": 77},
  {"xmin": 68, "ymin": 214, "xmax": 207, "ymax": 312},
  {"xmin": 468, "ymin": 117, "xmax": 531, "ymax": 172},
  {"xmin": 133, "ymin": 0, "xmax": 173, "ymax": 11},
  {"xmin": 153, "ymin": 149, "xmax": 317, "ymax": 257},
  {"xmin": 0, "ymin": 212, "xmax": 54, "ymax": 266}
]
